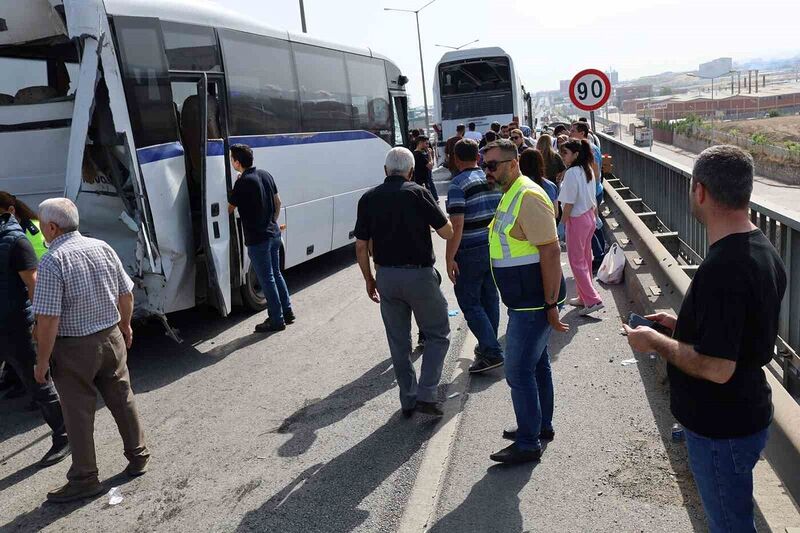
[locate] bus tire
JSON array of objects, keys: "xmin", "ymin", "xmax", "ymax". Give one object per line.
[{"xmin": 241, "ymin": 265, "xmax": 268, "ymax": 312}]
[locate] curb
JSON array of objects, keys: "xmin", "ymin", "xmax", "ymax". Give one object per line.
[{"xmin": 397, "ymin": 329, "xmax": 477, "ymax": 533}]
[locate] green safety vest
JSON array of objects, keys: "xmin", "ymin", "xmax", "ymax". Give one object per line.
[
  {"xmin": 25, "ymin": 220, "xmax": 48, "ymax": 260},
  {"xmin": 488, "ymin": 175, "xmax": 566, "ymax": 311}
]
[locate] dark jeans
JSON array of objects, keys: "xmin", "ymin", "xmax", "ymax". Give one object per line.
[
  {"xmin": 0, "ymin": 326, "xmax": 67, "ymax": 444},
  {"xmin": 454, "ymin": 245, "xmax": 501, "ymax": 359},
  {"xmin": 247, "ymin": 235, "xmax": 292, "ymax": 326},
  {"xmin": 685, "ymin": 427, "xmax": 768, "ymax": 533},
  {"xmin": 504, "ymin": 310, "xmax": 553, "ymax": 450}
]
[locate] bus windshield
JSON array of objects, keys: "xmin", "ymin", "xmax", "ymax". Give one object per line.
[
  {"xmin": 437, "ymin": 56, "xmax": 513, "ymax": 121},
  {"xmin": 438, "ymin": 56, "xmax": 511, "ymax": 96}
]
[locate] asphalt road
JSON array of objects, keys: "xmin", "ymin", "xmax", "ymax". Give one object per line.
[{"xmin": 0, "ymin": 228, "xmax": 467, "ymax": 532}]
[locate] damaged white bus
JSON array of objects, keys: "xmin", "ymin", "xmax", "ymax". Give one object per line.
[{"xmin": 0, "ymin": 0, "xmax": 410, "ymax": 336}]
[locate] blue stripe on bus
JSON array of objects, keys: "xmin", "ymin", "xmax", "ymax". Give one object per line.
[
  {"xmin": 207, "ymin": 139, "xmax": 225, "ymax": 156},
  {"xmin": 137, "ymin": 131, "xmax": 379, "ymax": 165},
  {"xmin": 137, "ymin": 142, "xmax": 184, "ymax": 165},
  {"xmin": 230, "ymin": 130, "xmax": 377, "ymax": 149}
]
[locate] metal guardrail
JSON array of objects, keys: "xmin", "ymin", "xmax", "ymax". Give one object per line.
[{"xmin": 599, "ymin": 132, "xmax": 800, "ymax": 393}]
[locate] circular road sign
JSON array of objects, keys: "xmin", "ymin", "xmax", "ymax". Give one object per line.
[{"xmin": 569, "ymin": 69, "xmax": 611, "ymax": 111}]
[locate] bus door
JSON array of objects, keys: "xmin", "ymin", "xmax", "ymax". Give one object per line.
[
  {"xmin": 390, "ymin": 91, "xmax": 409, "ymax": 147},
  {"xmin": 171, "ymin": 73, "xmax": 232, "ymax": 316}
]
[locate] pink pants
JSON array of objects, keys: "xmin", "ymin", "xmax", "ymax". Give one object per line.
[{"xmin": 565, "ymin": 210, "xmax": 602, "ymax": 306}]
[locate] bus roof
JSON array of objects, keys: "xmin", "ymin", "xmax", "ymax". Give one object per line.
[
  {"xmin": 103, "ymin": 0, "xmax": 395, "ymax": 63},
  {"xmin": 434, "ymin": 46, "xmax": 512, "ymax": 68}
]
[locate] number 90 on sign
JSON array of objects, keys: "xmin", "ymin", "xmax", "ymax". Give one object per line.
[{"xmin": 569, "ymin": 69, "xmax": 611, "ymax": 111}]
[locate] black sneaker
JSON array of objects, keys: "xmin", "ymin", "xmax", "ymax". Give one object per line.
[
  {"xmin": 416, "ymin": 401, "xmax": 444, "ymax": 417},
  {"xmin": 417, "ymin": 333, "xmax": 426, "ymax": 348},
  {"xmin": 254, "ymin": 319, "xmax": 286, "ymax": 333},
  {"xmin": 284, "ymin": 311, "xmax": 296, "ymax": 324},
  {"xmin": 401, "ymin": 406, "xmax": 416, "ymax": 418},
  {"xmin": 38, "ymin": 440, "xmax": 70, "ymax": 468},
  {"xmin": 489, "ymin": 443, "xmax": 542, "ymax": 464},
  {"xmin": 474, "ymin": 345, "xmax": 482, "ymax": 357},
  {"xmin": 469, "ymin": 356, "xmax": 504, "ymax": 374},
  {"xmin": 502, "ymin": 428, "xmax": 555, "ymax": 441}
]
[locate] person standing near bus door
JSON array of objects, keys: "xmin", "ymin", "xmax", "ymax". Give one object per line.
[
  {"xmin": 445, "ymin": 139, "xmax": 503, "ymax": 374},
  {"xmin": 413, "ymin": 135, "xmax": 438, "ymax": 201},
  {"xmin": 0, "ymin": 201, "xmax": 69, "ymax": 469},
  {"xmin": 355, "ymin": 147, "xmax": 454, "ymax": 417},
  {"xmin": 228, "ymin": 144, "xmax": 294, "ymax": 333},
  {"xmin": 33, "ymin": 198, "xmax": 150, "ymax": 503}
]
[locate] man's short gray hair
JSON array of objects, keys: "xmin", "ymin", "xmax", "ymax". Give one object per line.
[
  {"xmin": 692, "ymin": 145, "xmax": 753, "ymax": 209},
  {"xmin": 385, "ymin": 147, "xmax": 415, "ymax": 176},
  {"xmin": 39, "ymin": 198, "xmax": 80, "ymax": 232}
]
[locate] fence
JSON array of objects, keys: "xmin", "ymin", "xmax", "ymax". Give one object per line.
[{"xmin": 600, "ymin": 132, "xmax": 800, "ymax": 391}]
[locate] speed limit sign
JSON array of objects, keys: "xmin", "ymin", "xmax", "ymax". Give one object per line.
[{"xmin": 569, "ymin": 69, "xmax": 611, "ymax": 111}]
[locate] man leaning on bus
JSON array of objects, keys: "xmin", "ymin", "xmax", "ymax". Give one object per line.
[
  {"xmin": 228, "ymin": 144, "xmax": 295, "ymax": 333},
  {"xmin": 33, "ymin": 198, "xmax": 150, "ymax": 503}
]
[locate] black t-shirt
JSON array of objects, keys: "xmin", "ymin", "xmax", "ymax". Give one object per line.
[
  {"xmin": 413, "ymin": 150, "xmax": 431, "ymax": 187},
  {"xmin": 229, "ymin": 167, "xmax": 280, "ymax": 246},
  {"xmin": 354, "ymin": 175, "xmax": 448, "ymax": 267},
  {"xmin": 671, "ymin": 230, "xmax": 787, "ymax": 438}
]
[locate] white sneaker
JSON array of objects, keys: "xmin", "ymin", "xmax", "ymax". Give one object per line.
[
  {"xmin": 567, "ymin": 297, "xmax": 584, "ymax": 307},
  {"xmin": 579, "ymin": 302, "xmax": 605, "ymax": 316}
]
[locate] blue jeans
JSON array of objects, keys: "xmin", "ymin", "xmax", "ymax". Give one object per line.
[
  {"xmin": 504, "ymin": 310, "xmax": 553, "ymax": 450},
  {"xmin": 684, "ymin": 427, "xmax": 769, "ymax": 533},
  {"xmin": 454, "ymin": 245, "xmax": 501, "ymax": 359},
  {"xmin": 247, "ymin": 235, "xmax": 292, "ymax": 326}
]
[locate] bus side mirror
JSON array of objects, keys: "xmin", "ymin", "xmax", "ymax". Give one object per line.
[{"xmin": 398, "ymin": 75, "xmax": 408, "ymax": 86}]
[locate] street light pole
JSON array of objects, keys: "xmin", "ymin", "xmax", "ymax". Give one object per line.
[
  {"xmin": 385, "ymin": 0, "xmax": 439, "ymax": 136},
  {"xmin": 414, "ymin": 11, "xmax": 431, "ymax": 136},
  {"xmin": 299, "ymin": 0, "xmax": 307, "ymax": 33}
]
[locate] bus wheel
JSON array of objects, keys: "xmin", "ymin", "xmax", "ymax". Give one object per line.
[{"xmin": 241, "ymin": 265, "xmax": 268, "ymax": 312}]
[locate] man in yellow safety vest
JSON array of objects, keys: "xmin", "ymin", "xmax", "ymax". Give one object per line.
[{"xmin": 482, "ymin": 139, "xmax": 569, "ymax": 464}]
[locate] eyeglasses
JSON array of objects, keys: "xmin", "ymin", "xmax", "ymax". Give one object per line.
[
  {"xmin": 510, "ymin": 136, "xmax": 520, "ymax": 141},
  {"xmin": 481, "ymin": 158, "xmax": 514, "ymax": 171}
]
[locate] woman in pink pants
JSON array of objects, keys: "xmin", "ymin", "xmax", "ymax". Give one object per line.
[{"xmin": 557, "ymin": 139, "xmax": 604, "ymax": 316}]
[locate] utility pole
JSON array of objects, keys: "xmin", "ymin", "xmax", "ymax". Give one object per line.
[
  {"xmin": 385, "ymin": 0, "xmax": 439, "ymax": 137},
  {"xmin": 299, "ymin": 0, "xmax": 307, "ymax": 33}
]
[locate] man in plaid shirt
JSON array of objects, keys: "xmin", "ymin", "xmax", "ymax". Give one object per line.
[{"xmin": 33, "ymin": 198, "xmax": 150, "ymax": 503}]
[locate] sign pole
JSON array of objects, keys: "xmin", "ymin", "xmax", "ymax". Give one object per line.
[{"xmin": 589, "ymin": 110, "xmax": 596, "ymax": 134}]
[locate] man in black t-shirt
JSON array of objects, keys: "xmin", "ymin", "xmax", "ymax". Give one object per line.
[
  {"xmin": 354, "ymin": 147, "xmax": 454, "ymax": 417},
  {"xmin": 228, "ymin": 144, "xmax": 294, "ymax": 332},
  {"xmin": 624, "ymin": 145, "xmax": 786, "ymax": 533},
  {"xmin": 0, "ymin": 211, "xmax": 68, "ymax": 467},
  {"xmin": 412, "ymin": 135, "xmax": 438, "ymax": 201}
]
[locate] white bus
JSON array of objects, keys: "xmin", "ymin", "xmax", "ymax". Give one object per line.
[
  {"xmin": 432, "ymin": 47, "xmax": 528, "ymax": 142},
  {"xmin": 0, "ymin": 0, "xmax": 409, "ymax": 333}
]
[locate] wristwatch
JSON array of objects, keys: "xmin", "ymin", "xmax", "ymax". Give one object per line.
[{"xmin": 543, "ymin": 301, "xmax": 558, "ymax": 311}]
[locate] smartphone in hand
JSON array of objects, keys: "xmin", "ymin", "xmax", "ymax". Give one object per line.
[{"xmin": 627, "ymin": 312, "xmax": 672, "ymax": 335}]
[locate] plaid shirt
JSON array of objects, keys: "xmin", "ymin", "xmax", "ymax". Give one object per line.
[{"xmin": 33, "ymin": 231, "xmax": 134, "ymax": 337}]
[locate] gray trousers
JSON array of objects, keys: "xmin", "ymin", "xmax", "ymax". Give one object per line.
[{"xmin": 376, "ymin": 266, "xmax": 450, "ymax": 409}]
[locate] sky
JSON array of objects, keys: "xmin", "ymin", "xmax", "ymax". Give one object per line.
[{"xmin": 225, "ymin": 0, "xmax": 798, "ymax": 108}]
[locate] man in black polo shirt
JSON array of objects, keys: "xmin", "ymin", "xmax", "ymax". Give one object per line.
[
  {"xmin": 625, "ymin": 145, "xmax": 786, "ymax": 533},
  {"xmin": 355, "ymin": 147, "xmax": 454, "ymax": 417},
  {"xmin": 412, "ymin": 135, "xmax": 437, "ymax": 201},
  {"xmin": 228, "ymin": 144, "xmax": 294, "ymax": 332}
]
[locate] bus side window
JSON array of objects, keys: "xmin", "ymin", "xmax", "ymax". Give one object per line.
[{"xmin": 112, "ymin": 16, "xmax": 179, "ymax": 148}]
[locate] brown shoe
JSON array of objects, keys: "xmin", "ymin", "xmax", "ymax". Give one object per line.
[
  {"xmin": 46, "ymin": 480, "xmax": 104, "ymax": 503},
  {"xmin": 126, "ymin": 455, "xmax": 149, "ymax": 477}
]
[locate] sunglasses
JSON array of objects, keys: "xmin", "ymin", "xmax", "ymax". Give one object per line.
[
  {"xmin": 510, "ymin": 136, "xmax": 520, "ymax": 140},
  {"xmin": 481, "ymin": 158, "xmax": 514, "ymax": 171}
]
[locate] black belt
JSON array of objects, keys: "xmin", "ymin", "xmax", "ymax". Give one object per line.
[{"xmin": 378, "ymin": 264, "xmax": 429, "ymax": 269}]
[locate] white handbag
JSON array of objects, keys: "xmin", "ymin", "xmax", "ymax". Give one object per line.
[{"xmin": 597, "ymin": 243, "xmax": 625, "ymax": 284}]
